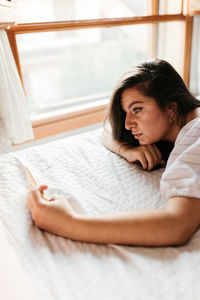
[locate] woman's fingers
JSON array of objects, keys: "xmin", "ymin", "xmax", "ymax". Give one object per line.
[
  {"xmin": 151, "ymin": 144, "xmax": 162, "ymax": 163},
  {"xmin": 138, "ymin": 145, "xmax": 162, "ymax": 171},
  {"xmin": 129, "ymin": 147, "xmax": 154, "ymax": 170},
  {"xmin": 146, "ymin": 145, "xmax": 160, "ymax": 166},
  {"xmin": 144, "ymin": 149, "xmax": 155, "ymax": 170},
  {"xmin": 137, "ymin": 153, "xmax": 148, "ymax": 169},
  {"xmin": 49, "ymin": 197, "xmax": 55, "ymax": 201},
  {"xmin": 38, "ymin": 185, "xmax": 48, "ymax": 193},
  {"xmin": 125, "ymin": 144, "xmax": 164, "ymax": 170},
  {"xmin": 30, "ymin": 185, "xmax": 48, "ymax": 204},
  {"xmin": 144, "ymin": 144, "xmax": 164, "ymax": 170},
  {"xmin": 31, "ymin": 188, "xmax": 42, "ymax": 205}
]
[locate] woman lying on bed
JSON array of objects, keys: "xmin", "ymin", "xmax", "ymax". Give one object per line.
[{"xmin": 28, "ymin": 59, "xmax": 200, "ymax": 247}]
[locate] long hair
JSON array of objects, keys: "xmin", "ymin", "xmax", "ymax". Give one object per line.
[{"xmin": 106, "ymin": 59, "xmax": 200, "ymax": 162}]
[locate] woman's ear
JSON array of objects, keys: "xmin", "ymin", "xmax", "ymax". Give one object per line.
[{"xmin": 168, "ymin": 102, "xmax": 178, "ymax": 114}]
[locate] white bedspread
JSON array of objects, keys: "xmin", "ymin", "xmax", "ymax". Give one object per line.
[{"xmin": 0, "ymin": 128, "xmax": 200, "ymax": 300}]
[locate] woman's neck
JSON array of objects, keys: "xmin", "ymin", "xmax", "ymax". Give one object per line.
[{"xmin": 166, "ymin": 108, "xmax": 200, "ymax": 143}]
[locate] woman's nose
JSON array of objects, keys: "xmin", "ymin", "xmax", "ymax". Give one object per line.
[{"xmin": 125, "ymin": 114, "xmax": 136, "ymax": 130}]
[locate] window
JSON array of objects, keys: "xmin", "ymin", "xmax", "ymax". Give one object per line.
[
  {"xmin": 15, "ymin": 0, "xmax": 150, "ymax": 23},
  {"xmin": 17, "ymin": 25, "xmax": 155, "ymax": 119},
  {"xmin": 6, "ymin": 0, "xmax": 197, "ymax": 139},
  {"xmin": 190, "ymin": 16, "xmax": 200, "ymax": 97}
]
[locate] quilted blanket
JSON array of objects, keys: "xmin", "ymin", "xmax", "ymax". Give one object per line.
[{"xmin": 0, "ymin": 128, "xmax": 200, "ymax": 300}]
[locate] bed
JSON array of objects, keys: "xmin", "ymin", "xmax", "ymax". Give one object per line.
[{"xmin": 0, "ymin": 127, "xmax": 200, "ymax": 300}]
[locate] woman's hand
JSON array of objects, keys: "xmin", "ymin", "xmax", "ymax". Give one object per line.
[
  {"xmin": 27, "ymin": 185, "xmax": 77, "ymax": 238},
  {"xmin": 120, "ymin": 144, "xmax": 164, "ymax": 171}
]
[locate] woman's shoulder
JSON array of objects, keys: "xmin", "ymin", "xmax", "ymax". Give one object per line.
[
  {"xmin": 160, "ymin": 115, "xmax": 200, "ymax": 201},
  {"xmin": 175, "ymin": 115, "xmax": 200, "ymax": 145},
  {"xmin": 164, "ymin": 115, "xmax": 200, "ymax": 170}
]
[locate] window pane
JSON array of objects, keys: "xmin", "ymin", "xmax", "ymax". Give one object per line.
[
  {"xmin": 190, "ymin": 0, "xmax": 200, "ymax": 15},
  {"xmin": 190, "ymin": 16, "xmax": 200, "ymax": 96},
  {"xmin": 15, "ymin": 0, "xmax": 149, "ymax": 23},
  {"xmin": 17, "ymin": 22, "xmax": 185, "ymax": 119},
  {"xmin": 157, "ymin": 21, "xmax": 185, "ymax": 76},
  {"xmin": 17, "ymin": 25, "xmax": 152, "ymax": 118},
  {"xmin": 159, "ymin": 0, "xmax": 182, "ymax": 15}
]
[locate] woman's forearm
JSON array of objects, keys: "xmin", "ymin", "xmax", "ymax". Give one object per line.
[
  {"xmin": 67, "ymin": 208, "xmax": 186, "ymax": 247},
  {"xmin": 101, "ymin": 128, "xmax": 122, "ymax": 155},
  {"xmin": 29, "ymin": 187, "xmax": 199, "ymax": 247},
  {"xmin": 101, "ymin": 128, "xmax": 163, "ymax": 170},
  {"xmin": 101, "ymin": 128, "xmax": 136, "ymax": 160}
]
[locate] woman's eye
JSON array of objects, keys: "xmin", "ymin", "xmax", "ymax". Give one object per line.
[{"xmin": 133, "ymin": 107, "xmax": 142, "ymax": 114}]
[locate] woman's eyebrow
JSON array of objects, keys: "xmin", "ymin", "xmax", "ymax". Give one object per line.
[{"xmin": 128, "ymin": 101, "xmax": 143, "ymax": 109}]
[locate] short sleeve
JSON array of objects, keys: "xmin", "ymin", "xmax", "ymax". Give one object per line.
[{"xmin": 160, "ymin": 117, "xmax": 200, "ymax": 201}]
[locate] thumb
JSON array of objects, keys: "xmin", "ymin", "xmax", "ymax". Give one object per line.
[{"xmin": 38, "ymin": 185, "xmax": 48, "ymax": 193}]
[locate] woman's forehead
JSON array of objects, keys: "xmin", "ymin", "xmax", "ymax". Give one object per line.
[{"xmin": 121, "ymin": 88, "xmax": 155, "ymax": 110}]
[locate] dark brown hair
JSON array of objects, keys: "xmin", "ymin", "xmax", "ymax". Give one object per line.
[{"xmin": 106, "ymin": 59, "xmax": 200, "ymax": 162}]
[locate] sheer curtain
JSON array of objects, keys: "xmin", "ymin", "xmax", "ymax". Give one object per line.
[
  {"xmin": 190, "ymin": 16, "xmax": 200, "ymax": 97},
  {"xmin": 0, "ymin": 30, "xmax": 33, "ymax": 153}
]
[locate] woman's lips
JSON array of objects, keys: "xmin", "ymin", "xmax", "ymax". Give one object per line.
[{"xmin": 133, "ymin": 133, "xmax": 143, "ymax": 139}]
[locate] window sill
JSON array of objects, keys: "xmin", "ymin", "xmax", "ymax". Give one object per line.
[{"xmin": 32, "ymin": 103, "xmax": 107, "ymax": 140}]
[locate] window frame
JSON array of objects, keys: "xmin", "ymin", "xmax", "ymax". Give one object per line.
[{"xmin": 6, "ymin": 0, "xmax": 196, "ymax": 140}]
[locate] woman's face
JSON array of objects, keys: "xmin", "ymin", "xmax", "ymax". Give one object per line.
[{"xmin": 121, "ymin": 87, "xmax": 173, "ymax": 145}]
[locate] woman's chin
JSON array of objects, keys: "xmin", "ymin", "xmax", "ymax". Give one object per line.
[{"xmin": 139, "ymin": 138, "xmax": 156, "ymax": 145}]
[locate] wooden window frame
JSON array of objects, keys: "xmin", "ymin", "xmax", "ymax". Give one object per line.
[{"xmin": 6, "ymin": 0, "xmax": 195, "ymax": 140}]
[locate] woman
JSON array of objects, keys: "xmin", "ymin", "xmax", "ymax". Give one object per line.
[{"xmin": 28, "ymin": 59, "xmax": 200, "ymax": 246}]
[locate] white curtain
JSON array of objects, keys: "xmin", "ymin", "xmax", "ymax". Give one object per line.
[
  {"xmin": 190, "ymin": 16, "xmax": 200, "ymax": 97},
  {"xmin": 0, "ymin": 30, "xmax": 34, "ymax": 152}
]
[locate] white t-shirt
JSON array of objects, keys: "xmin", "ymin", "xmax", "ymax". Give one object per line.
[{"xmin": 160, "ymin": 116, "xmax": 200, "ymax": 201}]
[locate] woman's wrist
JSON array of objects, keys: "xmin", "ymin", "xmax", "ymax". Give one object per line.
[
  {"xmin": 61, "ymin": 212, "xmax": 79, "ymax": 240},
  {"xmin": 118, "ymin": 143, "xmax": 126, "ymax": 156},
  {"xmin": 118, "ymin": 143, "xmax": 130, "ymax": 159},
  {"xmin": 64, "ymin": 213, "xmax": 89, "ymax": 242}
]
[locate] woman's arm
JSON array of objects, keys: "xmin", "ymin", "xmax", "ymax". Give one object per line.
[
  {"xmin": 101, "ymin": 126, "xmax": 122, "ymax": 155},
  {"xmin": 102, "ymin": 127, "xmax": 164, "ymax": 170},
  {"xmin": 28, "ymin": 187, "xmax": 200, "ymax": 247},
  {"xmin": 74, "ymin": 196, "xmax": 200, "ymax": 246}
]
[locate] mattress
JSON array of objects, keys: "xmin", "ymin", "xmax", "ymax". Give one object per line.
[{"xmin": 0, "ymin": 128, "xmax": 200, "ymax": 300}]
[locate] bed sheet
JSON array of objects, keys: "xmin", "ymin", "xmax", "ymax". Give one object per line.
[{"xmin": 0, "ymin": 128, "xmax": 200, "ymax": 300}]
